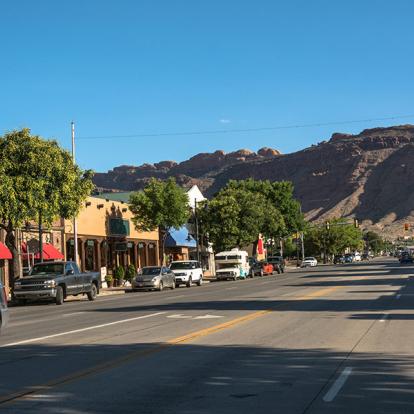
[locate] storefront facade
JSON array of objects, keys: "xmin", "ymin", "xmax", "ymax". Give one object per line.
[{"xmin": 64, "ymin": 196, "xmax": 160, "ymax": 273}]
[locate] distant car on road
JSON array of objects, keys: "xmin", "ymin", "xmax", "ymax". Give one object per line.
[
  {"xmin": 344, "ymin": 254, "xmax": 354, "ymax": 263},
  {"xmin": 353, "ymin": 252, "xmax": 362, "ymax": 262},
  {"xmin": 132, "ymin": 266, "xmax": 175, "ymax": 291},
  {"xmin": 0, "ymin": 281, "xmax": 9, "ymax": 334},
  {"xmin": 399, "ymin": 253, "xmax": 413, "ymax": 265},
  {"xmin": 301, "ymin": 257, "xmax": 318, "ymax": 267},
  {"xmin": 249, "ymin": 261, "xmax": 274, "ymax": 277},
  {"xmin": 266, "ymin": 256, "xmax": 285, "ymax": 273},
  {"xmin": 334, "ymin": 255, "xmax": 346, "ymax": 264},
  {"xmin": 170, "ymin": 260, "xmax": 203, "ymax": 287}
]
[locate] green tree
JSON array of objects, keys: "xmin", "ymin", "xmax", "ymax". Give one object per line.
[
  {"xmin": 364, "ymin": 231, "xmax": 386, "ymax": 254},
  {"xmin": 129, "ymin": 178, "xmax": 190, "ymax": 262},
  {"xmin": 204, "ymin": 179, "xmax": 302, "ymax": 253},
  {"xmin": 304, "ymin": 218, "xmax": 363, "ymax": 259},
  {"xmin": 0, "ymin": 129, "xmax": 94, "ymax": 283},
  {"xmin": 198, "ymin": 187, "xmax": 271, "ymax": 251}
]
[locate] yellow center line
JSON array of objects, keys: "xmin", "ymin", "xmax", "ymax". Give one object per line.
[
  {"xmin": 296, "ymin": 286, "xmax": 341, "ymax": 300},
  {"xmin": 0, "ymin": 285, "xmax": 341, "ymax": 406}
]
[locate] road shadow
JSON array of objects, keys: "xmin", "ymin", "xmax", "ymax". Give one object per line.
[{"xmin": 0, "ymin": 342, "xmax": 413, "ymax": 414}]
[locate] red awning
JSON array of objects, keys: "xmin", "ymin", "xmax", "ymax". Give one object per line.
[
  {"xmin": 22, "ymin": 243, "xmax": 64, "ymax": 260},
  {"xmin": 42, "ymin": 244, "xmax": 64, "ymax": 260},
  {"xmin": 0, "ymin": 242, "xmax": 12, "ymax": 260}
]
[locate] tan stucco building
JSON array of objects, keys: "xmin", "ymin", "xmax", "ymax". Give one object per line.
[{"xmin": 64, "ymin": 196, "xmax": 160, "ymax": 273}]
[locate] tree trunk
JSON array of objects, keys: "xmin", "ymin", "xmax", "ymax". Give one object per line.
[
  {"xmin": 4, "ymin": 224, "xmax": 21, "ymax": 287},
  {"xmin": 159, "ymin": 228, "xmax": 168, "ymax": 266}
]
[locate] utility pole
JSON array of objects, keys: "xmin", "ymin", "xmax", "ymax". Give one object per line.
[
  {"xmin": 39, "ymin": 212, "xmax": 43, "ymax": 262},
  {"xmin": 301, "ymin": 231, "xmax": 305, "ymax": 262},
  {"xmin": 194, "ymin": 198, "xmax": 200, "ymax": 263},
  {"xmin": 71, "ymin": 121, "xmax": 79, "ymax": 267},
  {"xmin": 296, "ymin": 232, "xmax": 300, "ymax": 267}
]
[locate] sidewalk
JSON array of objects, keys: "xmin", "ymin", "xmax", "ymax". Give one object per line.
[{"xmin": 99, "ymin": 287, "xmax": 127, "ymax": 296}]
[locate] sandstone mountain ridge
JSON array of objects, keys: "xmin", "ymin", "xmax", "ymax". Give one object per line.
[{"xmin": 93, "ymin": 125, "xmax": 414, "ymax": 239}]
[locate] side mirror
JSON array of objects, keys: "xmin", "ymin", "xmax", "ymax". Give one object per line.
[{"xmin": 66, "ymin": 269, "xmax": 74, "ymax": 276}]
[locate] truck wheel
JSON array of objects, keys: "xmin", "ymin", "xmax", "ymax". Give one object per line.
[
  {"xmin": 159, "ymin": 281, "xmax": 164, "ymax": 291},
  {"xmin": 55, "ymin": 286, "xmax": 64, "ymax": 305},
  {"xmin": 87, "ymin": 283, "xmax": 97, "ymax": 301},
  {"xmin": 186, "ymin": 277, "xmax": 192, "ymax": 288},
  {"xmin": 260, "ymin": 270, "xmax": 264, "ymax": 277}
]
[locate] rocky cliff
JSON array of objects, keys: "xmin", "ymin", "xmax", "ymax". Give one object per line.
[{"xmin": 93, "ymin": 125, "xmax": 414, "ymax": 239}]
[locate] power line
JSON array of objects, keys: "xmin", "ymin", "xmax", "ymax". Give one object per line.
[{"xmin": 77, "ymin": 114, "xmax": 414, "ymax": 140}]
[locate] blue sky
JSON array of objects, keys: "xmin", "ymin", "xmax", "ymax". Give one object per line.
[{"xmin": 1, "ymin": 1, "xmax": 413, "ymax": 172}]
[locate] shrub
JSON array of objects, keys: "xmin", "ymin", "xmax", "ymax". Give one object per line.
[
  {"xmin": 113, "ymin": 266, "xmax": 125, "ymax": 280},
  {"xmin": 125, "ymin": 264, "xmax": 136, "ymax": 282}
]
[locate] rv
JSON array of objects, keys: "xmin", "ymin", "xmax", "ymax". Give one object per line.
[{"xmin": 214, "ymin": 249, "xmax": 249, "ymax": 281}]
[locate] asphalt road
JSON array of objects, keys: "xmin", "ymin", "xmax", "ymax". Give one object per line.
[{"xmin": 0, "ymin": 258, "xmax": 413, "ymax": 413}]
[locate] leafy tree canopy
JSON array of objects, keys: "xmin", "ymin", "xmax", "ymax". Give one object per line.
[
  {"xmin": 226, "ymin": 179, "xmax": 304, "ymax": 235},
  {"xmin": 0, "ymin": 129, "xmax": 94, "ymax": 228},
  {"xmin": 0, "ymin": 129, "xmax": 94, "ymax": 279},
  {"xmin": 129, "ymin": 177, "xmax": 190, "ymax": 233},
  {"xmin": 199, "ymin": 179, "xmax": 303, "ymax": 251},
  {"xmin": 304, "ymin": 218, "xmax": 363, "ymax": 257}
]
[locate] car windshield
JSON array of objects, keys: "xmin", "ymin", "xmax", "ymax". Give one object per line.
[
  {"xmin": 170, "ymin": 262, "xmax": 197, "ymax": 270},
  {"xmin": 304, "ymin": 257, "xmax": 314, "ymax": 261},
  {"xmin": 30, "ymin": 263, "xmax": 64, "ymax": 275},
  {"xmin": 141, "ymin": 267, "xmax": 161, "ymax": 276}
]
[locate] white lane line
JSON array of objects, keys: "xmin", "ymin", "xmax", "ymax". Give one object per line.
[
  {"xmin": 1, "ymin": 312, "xmax": 166, "ymax": 348},
  {"xmin": 194, "ymin": 314, "xmax": 224, "ymax": 320},
  {"xmin": 168, "ymin": 295, "xmax": 186, "ymax": 299},
  {"xmin": 167, "ymin": 314, "xmax": 193, "ymax": 319},
  {"xmin": 379, "ymin": 314, "xmax": 389, "ymax": 322},
  {"xmin": 225, "ymin": 287, "xmax": 238, "ymax": 290},
  {"xmin": 396, "ymin": 294, "xmax": 401, "ymax": 299},
  {"xmin": 63, "ymin": 312, "xmax": 86, "ymax": 317},
  {"xmin": 323, "ymin": 367, "xmax": 353, "ymax": 402}
]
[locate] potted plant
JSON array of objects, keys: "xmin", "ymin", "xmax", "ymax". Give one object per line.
[
  {"xmin": 114, "ymin": 266, "xmax": 125, "ymax": 287},
  {"xmin": 105, "ymin": 273, "xmax": 114, "ymax": 288},
  {"xmin": 125, "ymin": 264, "xmax": 136, "ymax": 285}
]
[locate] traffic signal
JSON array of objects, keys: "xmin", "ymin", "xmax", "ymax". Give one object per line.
[
  {"xmin": 404, "ymin": 223, "xmax": 410, "ymax": 231},
  {"xmin": 354, "ymin": 218, "xmax": 359, "ymax": 228}
]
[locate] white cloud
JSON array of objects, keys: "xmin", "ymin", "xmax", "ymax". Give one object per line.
[{"xmin": 219, "ymin": 119, "xmax": 231, "ymax": 124}]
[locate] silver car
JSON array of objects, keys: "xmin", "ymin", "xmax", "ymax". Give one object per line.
[
  {"xmin": 131, "ymin": 266, "xmax": 175, "ymax": 291},
  {"xmin": 0, "ymin": 281, "xmax": 9, "ymax": 333}
]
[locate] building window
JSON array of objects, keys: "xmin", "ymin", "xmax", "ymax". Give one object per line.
[
  {"xmin": 85, "ymin": 240, "xmax": 95, "ymax": 271},
  {"xmin": 138, "ymin": 242, "xmax": 147, "ymax": 268},
  {"xmin": 148, "ymin": 243, "xmax": 157, "ymax": 266}
]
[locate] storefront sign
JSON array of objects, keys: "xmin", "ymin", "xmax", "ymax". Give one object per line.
[
  {"xmin": 114, "ymin": 242, "xmax": 128, "ymax": 252},
  {"xmin": 109, "ymin": 218, "xmax": 130, "ymax": 237},
  {"xmin": 100, "ymin": 266, "xmax": 107, "ymax": 282}
]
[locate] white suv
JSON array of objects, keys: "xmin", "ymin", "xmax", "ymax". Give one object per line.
[{"xmin": 170, "ymin": 260, "xmax": 203, "ymax": 288}]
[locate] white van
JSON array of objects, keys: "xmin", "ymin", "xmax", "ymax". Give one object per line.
[
  {"xmin": 215, "ymin": 249, "xmax": 250, "ymax": 281},
  {"xmin": 170, "ymin": 260, "xmax": 203, "ymax": 287}
]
